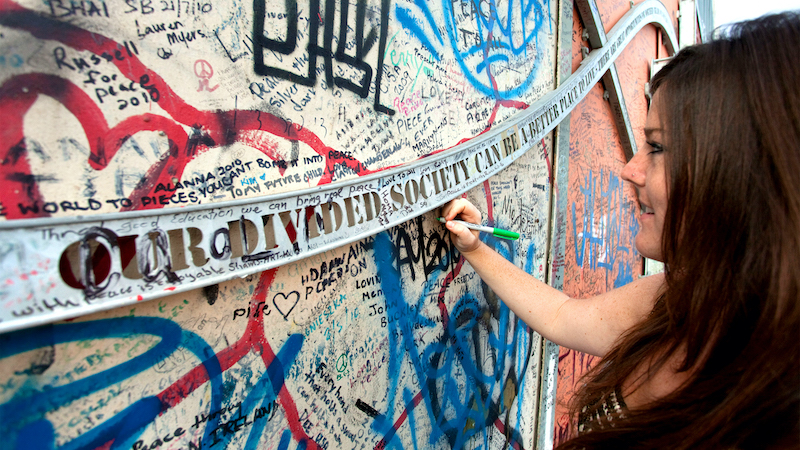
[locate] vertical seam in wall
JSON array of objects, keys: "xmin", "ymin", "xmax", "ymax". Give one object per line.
[{"xmin": 535, "ymin": 0, "xmax": 574, "ymax": 448}]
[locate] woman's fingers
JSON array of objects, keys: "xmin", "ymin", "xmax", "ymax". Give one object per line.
[
  {"xmin": 440, "ymin": 199, "xmax": 482, "ymax": 253},
  {"xmin": 442, "ymin": 198, "xmax": 480, "ymax": 222}
]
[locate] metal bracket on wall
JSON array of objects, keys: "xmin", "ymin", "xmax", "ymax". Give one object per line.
[{"xmin": 575, "ymin": 0, "xmax": 677, "ymax": 161}]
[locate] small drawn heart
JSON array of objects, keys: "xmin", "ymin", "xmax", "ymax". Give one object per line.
[
  {"xmin": 273, "ymin": 291, "xmax": 300, "ymax": 320},
  {"xmin": 260, "ymin": 173, "xmax": 266, "ymax": 180}
]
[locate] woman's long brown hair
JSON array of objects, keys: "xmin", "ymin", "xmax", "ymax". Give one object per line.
[{"xmin": 559, "ymin": 12, "xmax": 800, "ymax": 449}]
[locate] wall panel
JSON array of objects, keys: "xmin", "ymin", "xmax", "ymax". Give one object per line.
[
  {"xmin": 0, "ymin": 0, "xmax": 683, "ymax": 447},
  {"xmin": 0, "ymin": 0, "xmax": 557, "ymax": 447},
  {"xmin": 552, "ymin": 0, "xmax": 681, "ymax": 444}
]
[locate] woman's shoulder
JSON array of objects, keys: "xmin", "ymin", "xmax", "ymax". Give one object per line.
[{"xmin": 590, "ymin": 273, "xmax": 666, "ymax": 332}]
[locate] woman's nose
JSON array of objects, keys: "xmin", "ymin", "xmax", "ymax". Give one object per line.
[{"xmin": 621, "ymin": 152, "xmax": 646, "ymax": 186}]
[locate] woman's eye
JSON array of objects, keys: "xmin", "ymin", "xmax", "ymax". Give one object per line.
[{"xmin": 646, "ymin": 141, "xmax": 665, "ymax": 154}]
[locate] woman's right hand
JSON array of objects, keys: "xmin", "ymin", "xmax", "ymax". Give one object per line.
[{"xmin": 440, "ymin": 198, "xmax": 483, "ymax": 254}]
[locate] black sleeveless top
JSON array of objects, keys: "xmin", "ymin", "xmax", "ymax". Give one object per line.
[{"xmin": 577, "ymin": 387, "xmax": 628, "ymax": 434}]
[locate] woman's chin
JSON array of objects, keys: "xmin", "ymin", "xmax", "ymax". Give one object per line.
[{"xmin": 635, "ymin": 238, "xmax": 664, "ymax": 262}]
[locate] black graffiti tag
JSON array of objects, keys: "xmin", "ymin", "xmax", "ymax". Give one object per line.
[{"xmin": 252, "ymin": 0, "xmax": 395, "ymax": 115}]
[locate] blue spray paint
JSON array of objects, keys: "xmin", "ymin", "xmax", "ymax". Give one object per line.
[
  {"xmin": 370, "ymin": 226, "xmax": 534, "ymax": 448},
  {"xmin": 571, "ymin": 168, "xmax": 639, "ymax": 286},
  {"xmin": 398, "ymin": 0, "xmax": 551, "ymax": 98},
  {"xmin": 0, "ymin": 317, "xmax": 225, "ymax": 450}
]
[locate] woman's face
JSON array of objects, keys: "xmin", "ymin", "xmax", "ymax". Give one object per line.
[{"xmin": 621, "ymin": 91, "xmax": 669, "ymax": 262}]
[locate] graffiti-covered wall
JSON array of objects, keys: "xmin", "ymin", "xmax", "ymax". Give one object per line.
[
  {"xmin": 0, "ymin": 0, "xmax": 559, "ymax": 447},
  {"xmin": 0, "ymin": 0, "xmax": 684, "ymax": 447},
  {"xmin": 0, "ymin": 0, "xmax": 554, "ymax": 220},
  {"xmin": 552, "ymin": 0, "xmax": 686, "ymax": 444}
]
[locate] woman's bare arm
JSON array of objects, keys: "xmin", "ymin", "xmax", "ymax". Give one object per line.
[{"xmin": 441, "ymin": 198, "xmax": 664, "ymax": 356}]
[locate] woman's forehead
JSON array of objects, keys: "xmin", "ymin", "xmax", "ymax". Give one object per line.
[{"xmin": 644, "ymin": 90, "xmax": 670, "ymax": 139}]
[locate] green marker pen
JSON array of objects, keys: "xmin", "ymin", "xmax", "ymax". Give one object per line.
[{"xmin": 438, "ymin": 217, "xmax": 520, "ymax": 240}]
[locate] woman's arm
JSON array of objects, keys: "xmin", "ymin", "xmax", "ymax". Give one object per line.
[{"xmin": 441, "ymin": 198, "xmax": 665, "ymax": 356}]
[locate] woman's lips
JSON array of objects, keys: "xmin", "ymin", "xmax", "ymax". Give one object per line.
[{"xmin": 639, "ymin": 204, "xmax": 655, "ymax": 220}]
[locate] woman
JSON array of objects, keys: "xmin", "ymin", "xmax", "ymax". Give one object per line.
[{"xmin": 442, "ymin": 12, "xmax": 799, "ymax": 449}]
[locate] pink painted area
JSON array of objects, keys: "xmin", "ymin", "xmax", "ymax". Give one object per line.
[{"xmin": 552, "ymin": 0, "xmax": 683, "ymax": 440}]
